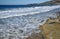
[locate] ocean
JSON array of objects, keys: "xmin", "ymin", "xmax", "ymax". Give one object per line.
[{"xmin": 0, "ymin": 5, "xmax": 60, "ymax": 39}]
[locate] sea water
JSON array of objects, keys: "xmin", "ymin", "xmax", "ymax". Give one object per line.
[{"xmin": 0, "ymin": 5, "xmax": 60, "ymax": 39}]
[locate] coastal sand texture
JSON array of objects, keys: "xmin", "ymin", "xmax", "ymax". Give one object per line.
[
  {"xmin": 26, "ymin": 32, "xmax": 45, "ymax": 39},
  {"xmin": 39, "ymin": 16, "xmax": 60, "ymax": 39},
  {"xmin": 26, "ymin": 13, "xmax": 60, "ymax": 39}
]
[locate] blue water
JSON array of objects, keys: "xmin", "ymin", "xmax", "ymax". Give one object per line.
[
  {"xmin": 0, "ymin": 4, "xmax": 57, "ymax": 9},
  {"xmin": 0, "ymin": 5, "xmax": 29, "ymax": 8},
  {"xmin": 0, "ymin": 5, "xmax": 60, "ymax": 39}
]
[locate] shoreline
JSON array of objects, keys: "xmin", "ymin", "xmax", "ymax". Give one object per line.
[{"xmin": 26, "ymin": 13, "xmax": 60, "ymax": 39}]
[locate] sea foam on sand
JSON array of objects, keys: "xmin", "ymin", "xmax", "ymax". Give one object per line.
[{"xmin": 0, "ymin": 5, "xmax": 60, "ymax": 39}]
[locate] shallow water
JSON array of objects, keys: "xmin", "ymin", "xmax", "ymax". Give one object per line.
[{"xmin": 0, "ymin": 5, "xmax": 60, "ymax": 39}]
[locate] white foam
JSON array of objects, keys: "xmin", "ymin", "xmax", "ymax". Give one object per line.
[
  {"xmin": 0, "ymin": 5, "xmax": 60, "ymax": 39},
  {"xmin": 0, "ymin": 5, "xmax": 60, "ymax": 18}
]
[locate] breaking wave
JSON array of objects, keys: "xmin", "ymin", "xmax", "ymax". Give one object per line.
[
  {"xmin": 0, "ymin": 5, "xmax": 60, "ymax": 18},
  {"xmin": 0, "ymin": 5, "xmax": 60, "ymax": 39}
]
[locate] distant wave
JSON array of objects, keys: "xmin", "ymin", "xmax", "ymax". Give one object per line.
[
  {"xmin": 0, "ymin": 5, "xmax": 60, "ymax": 18},
  {"xmin": 0, "ymin": 5, "xmax": 60, "ymax": 39}
]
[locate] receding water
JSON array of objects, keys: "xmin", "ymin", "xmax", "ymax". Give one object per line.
[{"xmin": 0, "ymin": 5, "xmax": 60, "ymax": 39}]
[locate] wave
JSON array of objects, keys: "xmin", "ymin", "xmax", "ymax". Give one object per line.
[
  {"xmin": 0, "ymin": 5, "xmax": 60, "ymax": 18},
  {"xmin": 0, "ymin": 5, "xmax": 60, "ymax": 39}
]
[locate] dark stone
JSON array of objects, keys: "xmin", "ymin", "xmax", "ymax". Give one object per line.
[{"xmin": 49, "ymin": 22, "xmax": 55, "ymax": 24}]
